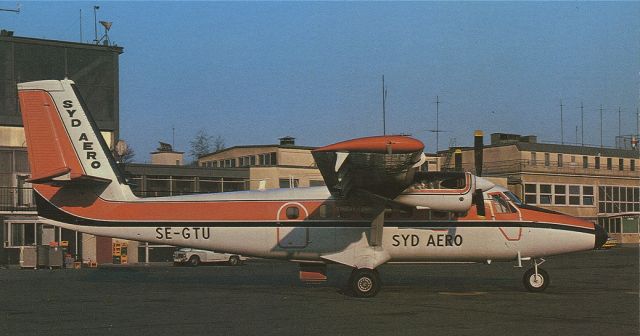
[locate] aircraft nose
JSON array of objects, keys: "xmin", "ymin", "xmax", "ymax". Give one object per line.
[{"xmin": 594, "ymin": 224, "xmax": 608, "ymax": 249}]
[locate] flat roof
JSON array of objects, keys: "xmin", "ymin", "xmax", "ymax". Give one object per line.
[
  {"xmin": 0, "ymin": 34, "xmax": 124, "ymax": 53},
  {"xmin": 200, "ymin": 144, "xmax": 317, "ymax": 159},
  {"xmin": 124, "ymin": 163, "xmax": 249, "ymax": 179}
]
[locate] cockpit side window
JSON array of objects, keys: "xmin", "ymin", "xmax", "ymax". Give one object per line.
[
  {"xmin": 492, "ymin": 194, "xmax": 517, "ymax": 213},
  {"xmin": 503, "ymin": 191, "xmax": 523, "ymax": 205}
]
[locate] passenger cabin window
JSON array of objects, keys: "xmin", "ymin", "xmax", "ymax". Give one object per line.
[
  {"xmin": 337, "ymin": 204, "xmax": 353, "ymax": 218},
  {"xmin": 318, "ymin": 204, "xmax": 328, "ymax": 218},
  {"xmin": 286, "ymin": 206, "xmax": 299, "ymax": 219}
]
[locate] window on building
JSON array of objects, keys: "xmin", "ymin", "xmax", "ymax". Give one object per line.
[
  {"xmin": 631, "ymin": 159, "xmax": 636, "ymax": 172},
  {"xmin": 310, "ymin": 180, "xmax": 326, "ymax": 187},
  {"xmin": 251, "ymin": 155, "xmax": 256, "ymax": 166},
  {"xmin": 582, "ymin": 156, "xmax": 588, "ymax": 169},
  {"xmin": 544, "ymin": 153, "xmax": 550, "ymax": 166},
  {"xmin": 569, "ymin": 185, "xmax": 580, "ymax": 205},
  {"xmin": 606, "ymin": 158, "xmax": 612, "ymax": 170},
  {"xmin": 618, "ymin": 158, "xmax": 624, "ymax": 171},
  {"xmin": 583, "ymin": 186, "xmax": 594, "ymax": 206},
  {"xmin": 598, "ymin": 185, "xmax": 640, "ymax": 214},
  {"xmin": 172, "ymin": 177, "xmax": 195, "ymax": 195},
  {"xmin": 539, "ymin": 184, "xmax": 552, "ymax": 204},
  {"xmin": 524, "ymin": 184, "xmax": 537, "ymax": 204},
  {"xmin": 199, "ymin": 179, "xmax": 222, "ymax": 193},
  {"xmin": 279, "ymin": 178, "xmax": 299, "ymax": 189},
  {"xmin": 554, "ymin": 185, "xmax": 566, "ymax": 205},
  {"xmin": 595, "ymin": 157, "xmax": 600, "ymax": 169},
  {"xmin": 531, "ymin": 152, "xmax": 537, "ymax": 166},
  {"xmin": 557, "ymin": 154, "xmax": 563, "ymax": 167}
]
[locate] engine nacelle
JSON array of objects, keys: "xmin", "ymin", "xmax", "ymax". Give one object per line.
[{"xmin": 393, "ymin": 172, "xmax": 488, "ymax": 212}]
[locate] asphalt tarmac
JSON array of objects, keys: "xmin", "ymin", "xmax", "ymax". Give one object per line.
[{"xmin": 1, "ymin": 245, "xmax": 638, "ymax": 336}]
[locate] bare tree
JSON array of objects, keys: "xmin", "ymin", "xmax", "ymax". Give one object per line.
[
  {"xmin": 213, "ymin": 135, "xmax": 226, "ymax": 152},
  {"xmin": 189, "ymin": 129, "xmax": 226, "ymax": 164},
  {"xmin": 112, "ymin": 141, "xmax": 135, "ymax": 164}
]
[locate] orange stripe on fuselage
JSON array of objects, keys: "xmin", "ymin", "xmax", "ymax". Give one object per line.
[
  {"xmin": 516, "ymin": 207, "xmax": 595, "ymax": 230},
  {"xmin": 35, "ymin": 184, "xmax": 325, "ymax": 222}
]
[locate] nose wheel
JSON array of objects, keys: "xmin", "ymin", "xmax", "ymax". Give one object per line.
[
  {"xmin": 522, "ymin": 258, "xmax": 550, "ymax": 292},
  {"xmin": 349, "ymin": 268, "xmax": 381, "ymax": 298}
]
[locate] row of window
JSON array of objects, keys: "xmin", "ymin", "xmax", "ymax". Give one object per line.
[
  {"xmin": 127, "ymin": 175, "xmax": 247, "ymax": 196},
  {"xmin": 530, "ymin": 152, "xmax": 636, "ymax": 171},
  {"xmin": 524, "ymin": 183, "xmax": 595, "ymax": 206},
  {"xmin": 201, "ymin": 152, "xmax": 278, "ymax": 168},
  {"xmin": 597, "ymin": 216, "xmax": 640, "ymax": 234},
  {"xmin": 598, "ymin": 186, "xmax": 640, "ymax": 214}
]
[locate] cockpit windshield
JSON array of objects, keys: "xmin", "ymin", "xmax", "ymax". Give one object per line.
[{"xmin": 503, "ymin": 191, "xmax": 523, "ymax": 205}]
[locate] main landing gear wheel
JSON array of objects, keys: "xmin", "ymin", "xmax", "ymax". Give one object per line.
[
  {"xmin": 188, "ymin": 255, "xmax": 201, "ymax": 267},
  {"xmin": 349, "ymin": 268, "xmax": 381, "ymax": 298},
  {"xmin": 523, "ymin": 267, "xmax": 550, "ymax": 292},
  {"xmin": 228, "ymin": 255, "xmax": 241, "ymax": 266}
]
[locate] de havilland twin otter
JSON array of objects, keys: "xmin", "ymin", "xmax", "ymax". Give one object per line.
[{"xmin": 18, "ymin": 79, "xmax": 607, "ymax": 297}]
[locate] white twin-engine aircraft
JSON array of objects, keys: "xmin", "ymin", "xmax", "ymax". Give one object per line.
[{"xmin": 18, "ymin": 79, "xmax": 607, "ymax": 297}]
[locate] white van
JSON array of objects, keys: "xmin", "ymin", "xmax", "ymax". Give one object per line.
[{"xmin": 173, "ymin": 248, "xmax": 246, "ymax": 267}]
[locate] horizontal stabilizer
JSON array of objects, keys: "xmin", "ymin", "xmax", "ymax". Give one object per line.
[{"xmin": 28, "ymin": 167, "xmax": 111, "ymax": 185}]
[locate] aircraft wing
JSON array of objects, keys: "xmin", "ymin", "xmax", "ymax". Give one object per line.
[{"xmin": 312, "ymin": 135, "xmax": 425, "ymax": 201}]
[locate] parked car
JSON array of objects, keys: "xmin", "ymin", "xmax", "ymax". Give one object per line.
[{"xmin": 173, "ymin": 248, "xmax": 246, "ymax": 266}]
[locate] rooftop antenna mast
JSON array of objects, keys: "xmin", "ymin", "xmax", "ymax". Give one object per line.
[
  {"xmin": 618, "ymin": 106, "xmax": 622, "ymax": 139},
  {"xmin": 79, "ymin": 9, "xmax": 83, "ymax": 42},
  {"xmin": 599, "ymin": 105, "xmax": 604, "ymax": 148},
  {"xmin": 435, "ymin": 95, "xmax": 441, "ymax": 151},
  {"xmin": 560, "ymin": 100, "xmax": 564, "ymax": 145},
  {"xmin": 93, "ymin": 6, "xmax": 99, "ymax": 44},
  {"xmin": 382, "ymin": 75, "xmax": 387, "ymax": 136},
  {"xmin": 580, "ymin": 102, "xmax": 584, "ymax": 146}
]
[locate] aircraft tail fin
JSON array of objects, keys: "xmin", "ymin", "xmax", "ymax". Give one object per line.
[{"xmin": 18, "ymin": 79, "xmax": 134, "ymax": 200}]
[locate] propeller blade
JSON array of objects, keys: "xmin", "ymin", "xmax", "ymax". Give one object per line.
[{"xmin": 473, "ymin": 188, "xmax": 486, "ymax": 217}]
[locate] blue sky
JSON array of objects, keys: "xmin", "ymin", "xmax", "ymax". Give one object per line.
[{"xmin": 2, "ymin": 2, "xmax": 639, "ymax": 161}]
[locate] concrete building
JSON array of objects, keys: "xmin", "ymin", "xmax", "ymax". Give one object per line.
[
  {"xmin": 151, "ymin": 142, "xmax": 184, "ymax": 166},
  {"xmin": 198, "ymin": 136, "xmax": 325, "ymax": 190},
  {"xmin": 442, "ymin": 133, "xmax": 640, "ymax": 243}
]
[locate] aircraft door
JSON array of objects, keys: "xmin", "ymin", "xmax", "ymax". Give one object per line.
[
  {"xmin": 276, "ymin": 202, "xmax": 309, "ymax": 248},
  {"xmin": 489, "ymin": 193, "xmax": 522, "ymax": 241}
]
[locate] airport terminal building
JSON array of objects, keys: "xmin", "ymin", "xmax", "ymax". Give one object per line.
[{"xmin": 443, "ymin": 133, "xmax": 640, "ymax": 243}]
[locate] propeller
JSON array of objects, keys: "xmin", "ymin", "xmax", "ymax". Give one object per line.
[{"xmin": 472, "ymin": 130, "xmax": 486, "ymax": 217}]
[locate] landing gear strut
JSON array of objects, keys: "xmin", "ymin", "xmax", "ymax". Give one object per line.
[
  {"xmin": 522, "ymin": 258, "xmax": 549, "ymax": 292},
  {"xmin": 349, "ymin": 268, "xmax": 381, "ymax": 298}
]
